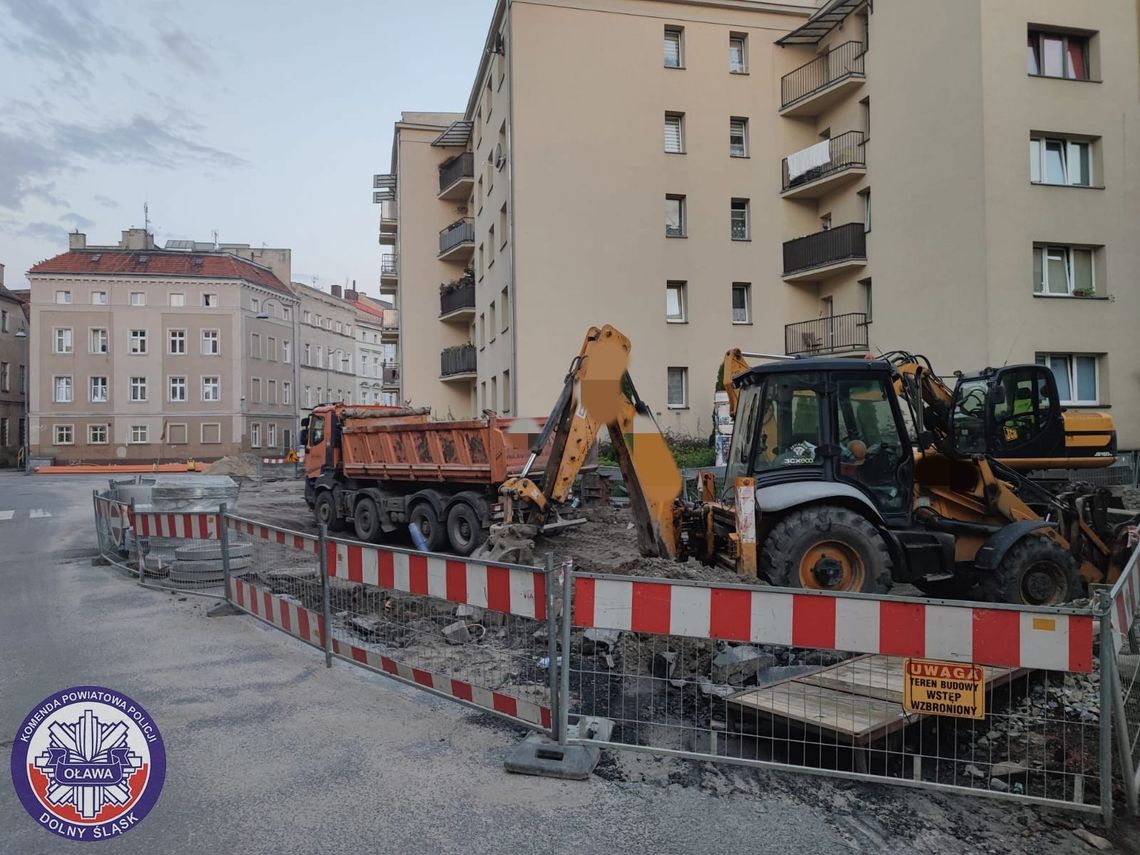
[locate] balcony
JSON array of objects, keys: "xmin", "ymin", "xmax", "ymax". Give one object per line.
[
  {"xmin": 439, "ymin": 218, "xmax": 475, "ymax": 262},
  {"xmin": 780, "ymin": 41, "xmax": 865, "ymax": 117},
  {"xmin": 379, "ymin": 254, "xmax": 398, "ymax": 292},
  {"xmin": 382, "ymin": 362, "xmax": 401, "ymax": 389},
  {"xmin": 438, "ymin": 152, "xmax": 475, "ymax": 201},
  {"xmin": 440, "ymin": 344, "xmax": 477, "ymax": 381},
  {"xmin": 381, "ymin": 310, "xmax": 399, "ymax": 340},
  {"xmin": 378, "ymin": 199, "xmax": 398, "ymax": 246},
  {"xmin": 781, "ymin": 131, "xmax": 866, "ymax": 199},
  {"xmin": 783, "ymin": 223, "xmax": 867, "ymax": 282},
  {"xmin": 372, "ymin": 173, "xmax": 396, "ymax": 202},
  {"xmin": 785, "ymin": 312, "xmax": 869, "ymax": 357},
  {"xmin": 440, "ymin": 280, "xmax": 476, "ymax": 322}
]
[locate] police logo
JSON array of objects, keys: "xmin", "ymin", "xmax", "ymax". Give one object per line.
[{"xmin": 10, "ymin": 686, "xmax": 166, "ymax": 841}]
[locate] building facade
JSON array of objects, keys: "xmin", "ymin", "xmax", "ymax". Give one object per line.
[
  {"xmin": 0, "ymin": 263, "xmax": 29, "ymax": 467},
  {"xmin": 293, "ymin": 282, "xmax": 359, "ymax": 410},
  {"xmin": 27, "ymin": 229, "xmax": 299, "ymax": 462},
  {"xmin": 347, "ymin": 289, "xmax": 400, "ymax": 406},
  {"xmin": 378, "ymin": 0, "xmax": 1140, "ymax": 447}
]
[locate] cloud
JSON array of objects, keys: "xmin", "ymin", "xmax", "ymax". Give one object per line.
[
  {"xmin": 59, "ymin": 212, "xmax": 94, "ymax": 230},
  {"xmin": 93, "ymin": 195, "xmax": 118, "ymax": 209},
  {"xmin": 0, "ymin": 131, "xmax": 58, "ymax": 209},
  {"xmin": 0, "ymin": 0, "xmax": 143, "ymax": 75},
  {"xmin": 0, "ymin": 219, "xmax": 70, "ymax": 243},
  {"xmin": 157, "ymin": 24, "xmax": 216, "ymax": 75}
]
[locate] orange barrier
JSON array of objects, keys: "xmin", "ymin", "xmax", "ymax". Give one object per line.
[{"xmin": 34, "ymin": 462, "xmax": 204, "ymax": 475}]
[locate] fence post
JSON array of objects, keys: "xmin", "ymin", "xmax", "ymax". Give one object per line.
[
  {"xmin": 92, "ymin": 491, "xmax": 100, "ymax": 556},
  {"xmin": 319, "ymin": 523, "xmax": 332, "ymax": 668},
  {"xmin": 1133, "ymin": 450, "xmax": 1139, "ymax": 490},
  {"xmin": 219, "ymin": 503, "xmax": 232, "ymax": 603},
  {"xmin": 559, "ymin": 558, "xmax": 573, "ymax": 747},
  {"xmin": 1097, "ymin": 588, "xmax": 1115, "ymax": 827},
  {"xmin": 131, "ymin": 499, "xmax": 144, "ymax": 586},
  {"xmin": 544, "ymin": 553, "xmax": 559, "ymax": 739}
]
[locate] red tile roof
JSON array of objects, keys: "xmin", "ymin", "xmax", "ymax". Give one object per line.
[
  {"xmin": 352, "ymin": 295, "xmax": 389, "ymax": 320},
  {"xmin": 28, "ymin": 250, "xmax": 293, "ymax": 297}
]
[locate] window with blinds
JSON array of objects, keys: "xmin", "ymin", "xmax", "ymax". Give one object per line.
[
  {"xmin": 667, "ymin": 367, "xmax": 688, "ymax": 408},
  {"xmin": 664, "ymin": 27, "xmax": 683, "ymax": 68},
  {"xmin": 665, "ymin": 113, "xmax": 684, "ymax": 153},
  {"xmin": 730, "ymin": 117, "xmax": 748, "ymax": 157}
]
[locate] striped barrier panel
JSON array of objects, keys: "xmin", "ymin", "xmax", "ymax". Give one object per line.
[
  {"xmin": 224, "ymin": 516, "xmax": 319, "ymax": 554},
  {"xmin": 134, "ymin": 511, "xmax": 219, "ymax": 540},
  {"xmin": 92, "ymin": 494, "xmax": 133, "ymax": 553},
  {"xmin": 1109, "ymin": 541, "xmax": 1140, "ymax": 651},
  {"xmin": 261, "ymin": 457, "xmax": 291, "ymax": 465},
  {"xmin": 229, "ymin": 575, "xmax": 324, "ymax": 648},
  {"xmin": 573, "ymin": 573, "xmax": 1094, "ymax": 673}
]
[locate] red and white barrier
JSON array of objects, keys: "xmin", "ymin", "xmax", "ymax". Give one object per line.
[
  {"xmin": 328, "ymin": 541, "xmax": 547, "ymax": 620},
  {"xmin": 134, "ymin": 512, "xmax": 219, "ymax": 540},
  {"xmin": 229, "ymin": 576, "xmax": 324, "ymax": 648},
  {"xmin": 225, "ymin": 517, "xmax": 319, "ymax": 554},
  {"xmin": 1109, "ymin": 543, "xmax": 1140, "ymax": 651},
  {"xmin": 573, "ymin": 575, "xmax": 1094, "ymax": 673}
]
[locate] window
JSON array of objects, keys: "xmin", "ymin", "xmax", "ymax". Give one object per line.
[
  {"xmin": 130, "ymin": 377, "xmax": 148, "ymax": 401},
  {"xmin": 168, "ymin": 329, "xmax": 186, "ymax": 355},
  {"xmin": 89, "ymin": 376, "xmax": 108, "ymax": 403},
  {"xmin": 169, "ymin": 293, "xmax": 185, "ymax": 307},
  {"xmin": 862, "ymin": 189, "xmax": 872, "ymax": 232},
  {"xmin": 489, "ymin": 301, "xmax": 496, "ymax": 341},
  {"xmin": 55, "ymin": 290, "xmax": 72, "ymax": 304},
  {"xmin": 667, "ymin": 367, "xmax": 688, "ymax": 408},
  {"xmin": 282, "ymin": 381, "xmax": 292, "ymax": 405},
  {"xmin": 283, "ymin": 308, "xmax": 291, "ymax": 322},
  {"xmin": 665, "ymin": 195, "xmax": 686, "ymax": 237},
  {"xmin": 268, "ymin": 336, "xmax": 277, "ymax": 362},
  {"xmin": 304, "ymin": 385, "xmax": 312, "ymax": 407},
  {"xmin": 1037, "ymin": 354, "xmax": 1099, "ymax": 404},
  {"xmin": 303, "ymin": 311, "xmax": 312, "ymax": 325},
  {"xmin": 1029, "ymin": 136, "xmax": 1092, "ymax": 186},
  {"xmin": 499, "ymin": 204, "xmax": 508, "ymax": 248},
  {"xmin": 729, "ymin": 117, "xmax": 748, "ymax": 157},
  {"xmin": 202, "ymin": 376, "xmax": 221, "ymax": 402},
  {"xmin": 250, "ymin": 332, "xmax": 261, "ymax": 358},
  {"xmin": 251, "ymin": 298, "xmax": 261, "ymax": 313},
  {"xmin": 731, "ymin": 198, "xmax": 750, "ymax": 240},
  {"xmin": 729, "ymin": 33, "xmax": 747, "ymax": 73},
  {"xmin": 268, "ymin": 423, "xmax": 278, "ymax": 448},
  {"xmin": 53, "ymin": 328, "xmax": 73, "ymax": 354},
  {"xmin": 251, "ymin": 378, "xmax": 262, "ymax": 403},
  {"xmin": 861, "ymin": 278, "xmax": 873, "ymax": 322},
  {"xmin": 268, "ymin": 379, "xmax": 277, "ymax": 404},
  {"xmin": 168, "ymin": 376, "xmax": 187, "ymax": 402},
  {"xmin": 18, "ymin": 365, "xmax": 25, "ymax": 394},
  {"xmin": 88, "ymin": 425, "xmax": 108, "ymax": 445},
  {"xmin": 0, "ymin": 417, "xmax": 6, "ymax": 447},
  {"xmin": 303, "ymin": 343, "xmax": 311, "ymax": 365},
  {"xmin": 666, "ymin": 281, "xmax": 687, "ymax": 323},
  {"xmin": 860, "ymin": 97, "xmax": 871, "ymax": 138},
  {"xmin": 665, "ymin": 113, "xmax": 684, "ymax": 153},
  {"xmin": 335, "ymin": 321, "xmax": 342, "ymax": 334},
  {"xmin": 0, "ymin": 362, "xmax": 7, "ymax": 392},
  {"xmin": 168, "ymin": 424, "xmax": 188, "ymax": 445},
  {"xmin": 0, "ymin": 310, "xmax": 6, "ymax": 332},
  {"xmin": 664, "ymin": 27, "xmax": 683, "ymax": 68},
  {"xmin": 501, "ymin": 287, "xmax": 510, "ymax": 332},
  {"xmin": 1033, "ymin": 245, "xmax": 1096, "ymax": 296},
  {"xmin": 89, "ymin": 328, "xmax": 108, "ymax": 354},
  {"xmin": 203, "ymin": 293, "xmax": 218, "ymax": 308},
  {"xmin": 91, "ymin": 291, "xmax": 107, "ymax": 305},
  {"xmin": 250, "ymin": 422, "xmax": 262, "ymax": 448},
  {"xmin": 54, "ymin": 425, "xmax": 73, "ymax": 445},
  {"xmin": 130, "ymin": 425, "xmax": 149, "ymax": 444},
  {"xmin": 130, "ymin": 292, "xmax": 145, "ymax": 306},
  {"xmin": 502, "ymin": 370, "xmax": 511, "ymax": 413},
  {"xmin": 732, "ymin": 283, "xmax": 751, "ymax": 324},
  {"xmin": 129, "ymin": 329, "xmax": 148, "ymax": 354},
  {"xmin": 316, "ymin": 346, "xmax": 323, "ymax": 366},
  {"xmin": 1028, "ymin": 29, "xmax": 1090, "ymax": 80},
  {"xmin": 201, "ymin": 330, "xmax": 220, "ymax": 355},
  {"xmin": 53, "ymin": 375, "xmax": 73, "ymax": 403},
  {"xmin": 283, "ymin": 340, "xmax": 291, "ymax": 364},
  {"xmin": 202, "ymin": 423, "xmax": 221, "ymax": 444}
]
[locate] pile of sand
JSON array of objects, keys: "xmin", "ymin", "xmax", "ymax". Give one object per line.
[{"xmin": 205, "ymin": 453, "xmax": 261, "ymax": 479}]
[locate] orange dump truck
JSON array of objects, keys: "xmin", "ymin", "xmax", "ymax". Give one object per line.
[{"xmin": 301, "ymin": 404, "xmax": 546, "ymax": 554}]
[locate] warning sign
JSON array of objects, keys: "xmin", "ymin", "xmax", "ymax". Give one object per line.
[{"xmin": 903, "ymin": 659, "xmax": 985, "ymax": 720}]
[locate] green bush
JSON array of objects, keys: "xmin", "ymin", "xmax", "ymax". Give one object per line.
[{"xmin": 596, "ymin": 431, "xmax": 715, "ymax": 470}]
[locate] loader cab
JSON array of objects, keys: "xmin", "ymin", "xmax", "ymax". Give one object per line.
[
  {"xmin": 727, "ymin": 360, "xmax": 915, "ymax": 524},
  {"xmin": 948, "ymin": 365, "xmax": 1064, "ymax": 460}
]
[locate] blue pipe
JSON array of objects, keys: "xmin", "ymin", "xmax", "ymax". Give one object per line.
[{"xmin": 408, "ymin": 522, "xmax": 429, "ymax": 552}]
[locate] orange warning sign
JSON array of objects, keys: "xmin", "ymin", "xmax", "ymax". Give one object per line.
[{"xmin": 903, "ymin": 658, "xmax": 985, "ymax": 720}]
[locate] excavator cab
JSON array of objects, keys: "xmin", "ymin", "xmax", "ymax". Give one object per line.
[{"xmin": 948, "ymin": 365, "xmax": 1065, "ymax": 460}]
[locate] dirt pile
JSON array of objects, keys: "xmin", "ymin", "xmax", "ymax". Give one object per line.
[{"xmin": 205, "ymin": 453, "xmax": 261, "ymax": 479}]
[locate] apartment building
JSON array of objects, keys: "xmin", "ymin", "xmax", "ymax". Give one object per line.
[
  {"xmin": 0, "ymin": 263, "xmax": 29, "ymax": 467},
  {"xmin": 292, "ymin": 282, "xmax": 358, "ymax": 410},
  {"xmin": 380, "ymin": 0, "xmax": 1140, "ymax": 446},
  {"xmin": 27, "ymin": 228, "xmax": 299, "ymax": 461},
  {"xmin": 346, "ymin": 288, "xmax": 400, "ymax": 406}
]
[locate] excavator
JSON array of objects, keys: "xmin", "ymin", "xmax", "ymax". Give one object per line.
[{"xmin": 477, "ymin": 325, "xmax": 1137, "ymax": 607}]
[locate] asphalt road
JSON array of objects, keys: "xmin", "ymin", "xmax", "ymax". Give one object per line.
[{"xmin": 0, "ymin": 473, "xmax": 1119, "ymax": 855}]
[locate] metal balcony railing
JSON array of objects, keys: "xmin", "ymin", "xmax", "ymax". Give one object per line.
[
  {"xmin": 785, "ymin": 312, "xmax": 869, "ymax": 357},
  {"xmin": 381, "ymin": 310, "xmax": 399, "ymax": 330},
  {"xmin": 439, "ymin": 218, "xmax": 475, "ymax": 256},
  {"xmin": 440, "ymin": 281, "xmax": 476, "ymax": 316},
  {"xmin": 783, "ymin": 222, "xmax": 866, "ymax": 277},
  {"xmin": 440, "ymin": 344, "xmax": 477, "ymax": 377},
  {"xmin": 780, "ymin": 41, "xmax": 865, "ymax": 110},
  {"xmin": 372, "ymin": 174, "xmax": 396, "ymax": 203},
  {"xmin": 438, "ymin": 152, "xmax": 475, "ymax": 194},
  {"xmin": 782, "ymin": 131, "xmax": 865, "ymax": 192},
  {"xmin": 382, "ymin": 363, "xmax": 401, "ymax": 385},
  {"xmin": 380, "ymin": 254, "xmax": 398, "ymax": 276}
]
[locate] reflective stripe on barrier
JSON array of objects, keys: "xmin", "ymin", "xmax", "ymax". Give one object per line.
[
  {"xmin": 225, "ymin": 516, "xmax": 319, "ymax": 554},
  {"xmin": 1109, "ymin": 542, "xmax": 1140, "ymax": 650},
  {"xmin": 134, "ymin": 512, "xmax": 219, "ymax": 540},
  {"xmin": 573, "ymin": 575, "xmax": 1094, "ymax": 673},
  {"xmin": 229, "ymin": 576, "xmax": 324, "ymax": 647}
]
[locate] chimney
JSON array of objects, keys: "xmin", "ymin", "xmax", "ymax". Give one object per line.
[
  {"xmin": 119, "ymin": 228, "xmax": 155, "ymax": 250},
  {"xmin": 331, "ymin": 284, "xmax": 343, "ymax": 299},
  {"xmin": 69, "ymin": 232, "xmax": 87, "ymax": 250},
  {"xmin": 0, "ymin": 262, "xmax": 5, "ymax": 286},
  {"xmin": 345, "ymin": 288, "xmax": 359, "ymax": 302}
]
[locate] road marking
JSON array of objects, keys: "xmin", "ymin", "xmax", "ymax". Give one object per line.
[
  {"xmin": 29, "ymin": 509, "xmax": 52, "ymax": 519},
  {"xmin": 0, "ymin": 510, "xmax": 13, "ymax": 521}
]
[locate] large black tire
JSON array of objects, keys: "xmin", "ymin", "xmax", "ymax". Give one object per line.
[
  {"xmin": 760, "ymin": 505, "xmax": 892, "ymax": 594},
  {"xmin": 446, "ymin": 502, "xmax": 486, "ymax": 556},
  {"xmin": 409, "ymin": 503, "xmax": 447, "ymax": 552},
  {"xmin": 314, "ymin": 491, "xmax": 346, "ymax": 533},
  {"xmin": 353, "ymin": 496, "xmax": 385, "ymax": 544},
  {"xmin": 979, "ymin": 536, "xmax": 1080, "ymax": 606}
]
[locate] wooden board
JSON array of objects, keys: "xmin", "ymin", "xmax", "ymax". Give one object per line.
[{"xmin": 728, "ymin": 655, "xmax": 1024, "ymax": 746}]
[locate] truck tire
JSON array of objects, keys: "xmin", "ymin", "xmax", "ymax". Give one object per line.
[
  {"xmin": 761, "ymin": 505, "xmax": 892, "ymax": 594},
  {"xmin": 353, "ymin": 496, "xmax": 385, "ymax": 544},
  {"xmin": 979, "ymin": 536, "xmax": 1080, "ymax": 606},
  {"xmin": 314, "ymin": 491, "xmax": 346, "ymax": 533},
  {"xmin": 409, "ymin": 503, "xmax": 446, "ymax": 552},
  {"xmin": 446, "ymin": 502, "xmax": 486, "ymax": 556}
]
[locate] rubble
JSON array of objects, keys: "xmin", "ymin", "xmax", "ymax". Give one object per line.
[
  {"xmin": 710, "ymin": 646, "xmax": 776, "ymax": 685},
  {"xmin": 989, "ymin": 760, "xmax": 1027, "ymax": 777},
  {"xmin": 1072, "ymin": 828, "xmax": 1114, "ymax": 851},
  {"xmin": 581, "ymin": 627, "xmax": 621, "ymax": 654}
]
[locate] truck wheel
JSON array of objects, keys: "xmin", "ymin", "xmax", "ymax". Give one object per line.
[
  {"xmin": 446, "ymin": 503, "xmax": 486, "ymax": 556},
  {"xmin": 353, "ymin": 496, "xmax": 385, "ymax": 544},
  {"xmin": 409, "ymin": 503, "xmax": 446, "ymax": 552},
  {"xmin": 980, "ymin": 536, "xmax": 1080, "ymax": 606},
  {"xmin": 314, "ymin": 491, "xmax": 346, "ymax": 533},
  {"xmin": 761, "ymin": 506, "xmax": 892, "ymax": 594}
]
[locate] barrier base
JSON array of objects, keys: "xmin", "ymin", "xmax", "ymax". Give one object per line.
[
  {"xmin": 504, "ymin": 718, "xmax": 613, "ymax": 781},
  {"xmin": 207, "ymin": 601, "xmax": 244, "ymax": 617}
]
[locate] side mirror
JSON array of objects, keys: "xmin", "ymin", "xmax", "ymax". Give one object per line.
[
  {"xmin": 300, "ymin": 416, "xmax": 310, "ymax": 428},
  {"xmin": 298, "ymin": 429, "xmax": 308, "ymax": 447}
]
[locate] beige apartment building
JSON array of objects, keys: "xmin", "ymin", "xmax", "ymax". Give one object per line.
[
  {"xmin": 380, "ymin": 0, "xmax": 1139, "ymax": 446},
  {"xmin": 292, "ymin": 281, "xmax": 359, "ymax": 410},
  {"xmin": 0, "ymin": 264, "xmax": 29, "ymax": 467},
  {"xmin": 27, "ymin": 229, "xmax": 300, "ymax": 462}
]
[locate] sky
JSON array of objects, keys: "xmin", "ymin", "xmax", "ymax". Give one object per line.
[{"xmin": 0, "ymin": 0, "xmax": 495, "ymax": 294}]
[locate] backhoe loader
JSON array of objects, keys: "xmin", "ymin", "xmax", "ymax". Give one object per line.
[{"xmin": 479, "ymin": 325, "xmax": 1137, "ymax": 607}]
